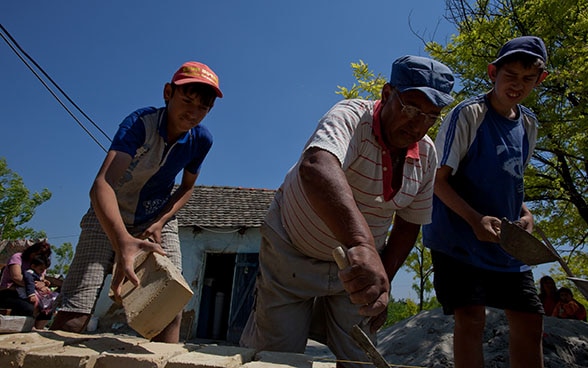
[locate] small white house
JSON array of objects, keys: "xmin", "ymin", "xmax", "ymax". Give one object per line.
[{"xmin": 95, "ymin": 185, "xmax": 276, "ymax": 343}]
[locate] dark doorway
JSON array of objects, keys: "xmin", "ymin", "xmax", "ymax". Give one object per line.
[
  {"xmin": 196, "ymin": 253, "xmax": 235, "ymax": 340},
  {"xmin": 196, "ymin": 252, "xmax": 259, "ymax": 343},
  {"xmin": 226, "ymin": 252, "xmax": 259, "ymax": 343}
]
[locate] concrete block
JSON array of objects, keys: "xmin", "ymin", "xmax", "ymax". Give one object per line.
[
  {"xmin": 0, "ymin": 331, "xmax": 81, "ymax": 367},
  {"xmin": 118, "ymin": 251, "xmax": 193, "ymax": 340},
  {"xmin": 0, "ymin": 315, "xmax": 34, "ymax": 333},
  {"xmin": 165, "ymin": 345, "xmax": 256, "ymax": 368},
  {"xmin": 311, "ymin": 362, "xmax": 336, "ymax": 368},
  {"xmin": 94, "ymin": 340, "xmax": 189, "ymax": 368},
  {"xmin": 23, "ymin": 343, "xmax": 100, "ymax": 368},
  {"xmin": 242, "ymin": 350, "xmax": 314, "ymax": 367},
  {"xmin": 22, "ymin": 333, "xmax": 141, "ymax": 368}
]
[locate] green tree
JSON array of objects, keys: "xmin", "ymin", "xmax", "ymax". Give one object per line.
[
  {"xmin": 383, "ymin": 298, "xmax": 419, "ymax": 327},
  {"xmin": 0, "ymin": 157, "xmax": 51, "ymax": 240},
  {"xmin": 49, "ymin": 241, "xmax": 74, "ymax": 276},
  {"xmin": 403, "ymin": 239, "xmax": 435, "ymax": 311},
  {"xmin": 336, "ymin": 60, "xmax": 386, "ymax": 100}
]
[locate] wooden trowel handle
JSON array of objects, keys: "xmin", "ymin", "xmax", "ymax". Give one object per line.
[{"xmin": 332, "ymin": 246, "xmax": 350, "ymax": 270}]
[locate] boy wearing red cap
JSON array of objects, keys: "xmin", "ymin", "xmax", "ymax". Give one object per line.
[
  {"xmin": 51, "ymin": 61, "xmax": 222, "ymax": 342},
  {"xmin": 423, "ymin": 36, "xmax": 549, "ymax": 367}
]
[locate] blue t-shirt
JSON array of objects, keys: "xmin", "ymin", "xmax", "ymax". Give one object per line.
[
  {"xmin": 108, "ymin": 107, "xmax": 213, "ymax": 226},
  {"xmin": 423, "ymin": 94, "xmax": 538, "ymax": 272}
]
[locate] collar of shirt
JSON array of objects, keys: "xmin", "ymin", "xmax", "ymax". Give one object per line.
[
  {"xmin": 372, "ymin": 100, "xmax": 420, "ymax": 201},
  {"xmin": 158, "ymin": 108, "xmax": 192, "ymax": 144}
]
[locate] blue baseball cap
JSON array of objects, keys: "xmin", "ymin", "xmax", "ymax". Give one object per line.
[
  {"xmin": 492, "ymin": 36, "xmax": 547, "ymax": 65},
  {"xmin": 390, "ymin": 55, "xmax": 455, "ymax": 108}
]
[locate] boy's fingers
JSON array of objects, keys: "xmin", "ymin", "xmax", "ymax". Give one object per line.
[
  {"xmin": 123, "ymin": 263, "xmax": 140, "ymax": 288},
  {"xmin": 141, "ymin": 239, "xmax": 167, "ymax": 256},
  {"xmin": 110, "ymin": 263, "xmax": 140, "ymax": 303},
  {"xmin": 110, "ymin": 267, "xmax": 124, "ymax": 296}
]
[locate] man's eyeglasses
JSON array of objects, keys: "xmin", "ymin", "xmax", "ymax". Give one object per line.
[{"xmin": 393, "ymin": 89, "xmax": 440, "ymax": 126}]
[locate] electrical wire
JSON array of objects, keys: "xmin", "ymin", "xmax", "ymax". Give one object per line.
[{"xmin": 0, "ymin": 24, "xmax": 111, "ymax": 152}]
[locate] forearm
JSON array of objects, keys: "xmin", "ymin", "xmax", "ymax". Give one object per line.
[
  {"xmin": 7, "ymin": 264, "xmax": 24, "ymax": 287},
  {"xmin": 520, "ymin": 203, "xmax": 531, "ymax": 218},
  {"xmin": 299, "ymin": 149, "xmax": 390, "ymax": 317},
  {"xmin": 435, "ymin": 176, "xmax": 481, "ymax": 228},
  {"xmin": 381, "ymin": 217, "xmax": 420, "ymax": 280},
  {"xmin": 150, "ymin": 175, "xmax": 196, "ymax": 227},
  {"xmin": 299, "ymin": 148, "xmax": 375, "ymax": 249},
  {"xmin": 435, "ymin": 169, "xmax": 502, "ymax": 242},
  {"xmin": 517, "ymin": 203, "xmax": 534, "ymax": 232},
  {"xmin": 90, "ymin": 178, "xmax": 130, "ymax": 253}
]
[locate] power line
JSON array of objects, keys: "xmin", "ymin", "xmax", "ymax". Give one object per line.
[{"xmin": 0, "ymin": 24, "xmax": 111, "ymax": 153}]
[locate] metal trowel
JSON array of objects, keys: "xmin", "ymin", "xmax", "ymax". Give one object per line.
[{"xmin": 332, "ymin": 246, "xmax": 390, "ymax": 368}]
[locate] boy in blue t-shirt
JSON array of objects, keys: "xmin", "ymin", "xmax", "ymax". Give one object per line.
[
  {"xmin": 423, "ymin": 36, "xmax": 548, "ymax": 368},
  {"xmin": 50, "ymin": 61, "xmax": 223, "ymax": 343}
]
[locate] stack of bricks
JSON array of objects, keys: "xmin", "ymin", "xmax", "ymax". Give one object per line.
[
  {"xmin": 0, "ymin": 253, "xmax": 339, "ymax": 367},
  {"xmin": 0, "ymin": 330, "xmax": 335, "ymax": 367}
]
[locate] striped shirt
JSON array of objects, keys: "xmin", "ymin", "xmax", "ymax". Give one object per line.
[{"xmin": 277, "ymin": 99, "xmax": 437, "ymax": 261}]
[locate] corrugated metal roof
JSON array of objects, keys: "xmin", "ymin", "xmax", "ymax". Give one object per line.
[{"xmin": 176, "ymin": 185, "xmax": 276, "ymax": 228}]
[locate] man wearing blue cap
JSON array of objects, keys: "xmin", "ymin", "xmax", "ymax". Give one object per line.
[
  {"xmin": 423, "ymin": 36, "xmax": 548, "ymax": 368},
  {"xmin": 240, "ymin": 55, "xmax": 454, "ymax": 366}
]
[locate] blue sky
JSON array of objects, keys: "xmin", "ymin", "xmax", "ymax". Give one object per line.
[{"xmin": 1, "ymin": 1, "xmax": 500, "ymax": 299}]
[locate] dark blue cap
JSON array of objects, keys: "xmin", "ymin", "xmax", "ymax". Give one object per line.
[
  {"xmin": 390, "ymin": 55, "xmax": 455, "ymax": 108},
  {"xmin": 492, "ymin": 36, "xmax": 547, "ymax": 65}
]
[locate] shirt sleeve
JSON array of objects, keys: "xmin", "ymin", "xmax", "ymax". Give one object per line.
[
  {"xmin": 184, "ymin": 126, "xmax": 214, "ymax": 174},
  {"xmin": 435, "ymin": 101, "xmax": 485, "ymax": 175},
  {"xmin": 7, "ymin": 253, "xmax": 23, "ymax": 267},
  {"xmin": 23, "ymin": 271, "xmax": 36, "ymax": 297},
  {"xmin": 110, "ymin": 107, "xmax": 156, "ymax": 156},
  {"xmin": 304, "ymin": 99, "xmax": 370, "ymax": 166}
]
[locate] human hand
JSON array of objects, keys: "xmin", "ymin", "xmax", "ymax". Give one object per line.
[
  {"xmin": 29, "ymin": 294, "xmax": 38, "ymax": 305},
  {"xmin": 472, "ymin": 216, "xmax": 502, "ymax": 243},
  {"xmin": 138, "ymin": 222, "xmax": 164, "ymax": 244},
  {"xmin": 338, "ymin": 246, "xmax": 390, "ymax": 318},
  {"xmin": 110, "ymin": 236, "xmax": 167, "ymax": 302},
  {"xmin": 515, "ymin": 214, "xmax": 534, "ymax": 234}
]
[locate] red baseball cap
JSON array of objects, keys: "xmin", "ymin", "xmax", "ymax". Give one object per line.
[{"xmin": 171, "ymin": 61, "xmax": 223, "ymax": 98}]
